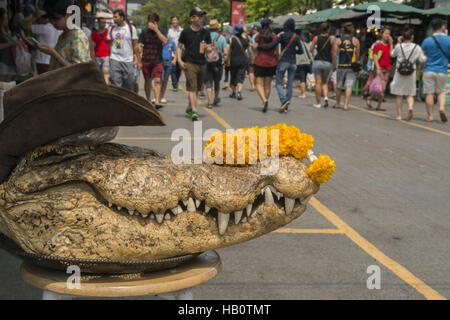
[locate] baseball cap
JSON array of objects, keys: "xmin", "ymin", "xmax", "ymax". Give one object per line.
[
  {"xmin": 190, "ymin": 7, "xmax": 206, "ymax": 17},
  {"xmin": 233, "ymin": 24, "xmax": 243, "ymax": 34},
  {"xmin": 260, "ymin": 18, "xmax": 273, "ymax": 28}
]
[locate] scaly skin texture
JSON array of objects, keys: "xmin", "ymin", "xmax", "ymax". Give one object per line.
[{"xmin": 0, "ymin": 143, "xmax": 319, "ymax": 261}]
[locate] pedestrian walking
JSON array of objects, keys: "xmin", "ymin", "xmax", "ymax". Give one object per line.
[
  {"xmin": 138, "ymin": 13, "xmax": 167, "ymax": 108},
  {"xmin": 296, "ymin": 30, "xmax": 313, "ymax": 99},
  {"xmin": 366, "ymin": 27, "xmax": 393, "ymax": 111},
  {"xmin": 248, "ymin": 26, "xmax": 259, "ymax": 92},
  {"xmin": 167, "ymin": 16, "xmax": 183, "ymax": 91},
  {"xmin": 108, "ymin": 9, "xmax": 140, "ymax": 91},
  {"xmin": 222, "ymin": 24, "xmax": 234, "ymax": 91},
  {"xmin": 253, "ymin": 18, "xmax": 303, "ymax": 113},
  {"xmin": 159, "ymin": 39, "xmax": 177, "ymax": 104},
  {"xmin": 390, "ymin": 29, "xmax": 427, "ymax": 121},
  {"xmin": 310, "ymin": 22, "xmax": 336, "ymax": 108},
  {"xmin": 333, "ymin": 22, "xmax": 360, "ymax": 111},
  {"xmin": 0, "ymin": 8, "xmax": 19, "ymax": 82},
  {"xmin": 252, "ymin": 18, "xmax": 278, "ymax": 112},
  {"xmin": 177, "ymin": 7, "xmax": 211, "ymax": 121},
  {"xmin": 90, "ymin": 17, "xmax": 110, "ymax": 83},
  {"xmin": 205, "ymin": 19, "xmax": 227, "ymax": 108},
  {"xmin": 421, "ymin": 18, "xmax": 449, "ymax": 123},
  {"xmin": 227, "ymin": 24, "xmax": 249, "ymax": 101},
  {"xmin": 38, "ymin": 0, "xmax": 91, "ymax": 71}
]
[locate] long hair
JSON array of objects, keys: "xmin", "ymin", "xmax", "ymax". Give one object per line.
[{"xmin": 259, "ymin": 25, "xmax": 273, "ymax": 42}]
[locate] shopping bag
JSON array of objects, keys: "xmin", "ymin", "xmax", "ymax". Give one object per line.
[
  {"xmin": 13, "ymin": 41, "xmax": 33, "ymax": 76},
  {"xmin": 369, "ymin": 75, "xmax": 383, "ymax": 95}
]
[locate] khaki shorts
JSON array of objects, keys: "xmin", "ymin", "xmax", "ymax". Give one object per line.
[
  {"xmin": 185, "ymin": 63, "xmax": 206, "ymax": 92},
  {"xmin": 423, "ymin": 71, "xmax": 447, "ymax": 94}
]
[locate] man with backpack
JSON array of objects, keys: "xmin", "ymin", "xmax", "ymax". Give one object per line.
[
  {"xmin": 108, "ymin": 10, "xmax": 140, "ymax": 91},
  {"xmin": 205, "ymin": 19, "xmax": 227, "ymax": 108},
  {"xmin": 421, "ymin": 18, "xmax": 450, "ymax": 123},
  {"xmin": 333, "ymin": 22, "xmax": 360, "ymax": 111}
]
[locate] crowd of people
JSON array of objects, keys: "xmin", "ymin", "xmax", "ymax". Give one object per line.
[{"xmin": 0, "ymin": 0, "xmax": 449, "ymax": 123}]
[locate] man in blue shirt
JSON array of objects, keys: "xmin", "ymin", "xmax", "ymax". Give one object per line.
[
  {"xmin": 205, "ymin": 19, "xmax": 228, "ymax": 108},
  {"xmin": 421, "ymin": 18, "xmax": 449, "ymax": 123}
]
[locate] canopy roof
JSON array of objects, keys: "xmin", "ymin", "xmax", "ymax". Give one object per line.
[
  {"xmin": 423, "ymin": 7, "xmax": 450, "ymax": 16},
  {"xmin": 351, "ymin": 2, "xmax": 425, "ymax": 15}
]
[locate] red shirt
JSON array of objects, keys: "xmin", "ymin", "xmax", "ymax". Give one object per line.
[
  {"xmin": 373, "ymin": 41, "xmax": 391, "ymax": 70},
  {"xmin": 91, "ymin": 29, "xmax": 110, "ymax": 58},
  {"xmin": 254, "ymin": 34, "xmax": 278, "ymax": 68}
]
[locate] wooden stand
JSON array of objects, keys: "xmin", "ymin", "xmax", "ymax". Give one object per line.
[{"xmin": 20, "ymin": 251, "xmax": 221, "ymax": 300}]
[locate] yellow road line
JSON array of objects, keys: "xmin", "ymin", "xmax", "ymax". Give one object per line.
[
  {"xmin": 309, "ymin": 196, "xmax": 446, "ymax": 300},
  {"xmin": 274, "ymin": 228, "xmax": 344, "ymax": 234},
  {"xmin": 179, "ymin": 83, "xmax": 447, "ymax": 299},
  {"xmin": 303, "ymin": 91, "xmax": 450, "ymax": 137}
]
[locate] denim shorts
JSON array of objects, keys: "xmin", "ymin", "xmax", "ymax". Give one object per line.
[
  {"xmin": 162, "ymin": 65, "xmax": 172, "ymax": 83},
  {"xmin": 95, "ymin": 57, "xmax": 110, "ymax": 71},
  {"xmin": 312, "ymin": 60, "xmax": 332, "ymax": 78}
]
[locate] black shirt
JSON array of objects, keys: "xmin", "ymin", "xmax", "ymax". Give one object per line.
[
  {"xmin": 178, "ymin": 26, "xmax": 211, "ymax": 65},
  {"xmin": 138, "ymin": 28, "xmax": 167, "ymax": 63},
  {"xmin": 230, "ymin": 35, "xmax": 249, "ymax": 66},
  {"xmin": 315, "ymin": 35, "xmax": 333, "ymax": 63}
]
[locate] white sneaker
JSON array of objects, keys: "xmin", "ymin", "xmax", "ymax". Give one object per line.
[
  {"xmin": 313, "ymin": 103, "xmax": 321, "ymax": 108},
  {"xmin": 151, "ymin": 98, "xmax": 155, "ymax": 103},
  {"xmin": 161, "ymin": 98, "xmax": 167, "ymax": 104}
]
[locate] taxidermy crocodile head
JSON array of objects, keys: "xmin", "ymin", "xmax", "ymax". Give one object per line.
[{"xmin": 0, "ymin": 133, "xmax": 332, "ymax": 261}]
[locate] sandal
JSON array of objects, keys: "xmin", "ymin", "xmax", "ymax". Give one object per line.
[{"xmin": 440, "ymin": 111, "xmax": 448, "ymax": 123}]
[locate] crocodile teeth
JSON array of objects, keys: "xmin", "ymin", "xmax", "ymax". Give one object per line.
[
  {"xmin": 164, "ymin": 213, "xmax": 171, "ymax": 220},
  {"xmin": 182, "ymin": 199, "xmax": 188, "ymax": 206},
  {"xmin": 205, "ymin": 205, "xmax": 211, "ymax": 213},
  {"xmin": 141, "ymin": 212, "xmax": 148, "ymax": 218},
  {"xmin": 218, "ymin": 212, "xmax": 230, "ymax": 235},
  {"xmin": 171, "ymin": 207, "xmax": 178, "ymax": 215},
  {"xmin": 234, "ymin": 210, "xmax": 243, "ymax": 224},
  {"xmin": 241, "ymin": 217, "xmax": 248, "ymax": 223},
  {"xmin": 187, "ymin": 197, "xmax": 196, "ymax": 212},
  {"xmin": 108, "ymin": 202, "xmax": 113, "ymax": 208},
  {"xmin": 117, "ymin": 206, "xmax": 122, "ymax": 211},
  {"xmin": 302, "ymin": 195, "xmax": 312, "ymax": 204},
  {"xmin": 155, "ymin": 213, "xmax": 164, "ymax": 224},
  {"xmin": 128, "ymin": 209, "xmax": 134, "ymax": 216},
  {"xmin": 246, "ymin": 204, "xmax": 253, "ymax": 217},
  {"xmin": 264, "ymin": 187, "xmax": 274, "ymax": 205},
  {"xmin": 150, "ymin": 214, "xmax": 155, "ymax": 220},
  {"xmin": 285, "ymin": 197, "xmax": 295, "ymax": 215},
  {"xmin": 276, "ymin": 192, "xmax": 282, "ymax": 200},
  {"xmin": 195, "ymin": 199, "xmax": 201, "ymax": 208}
]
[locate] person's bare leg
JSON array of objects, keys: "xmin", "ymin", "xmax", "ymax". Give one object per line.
[
  {"xmin": 145, "ymin": 78, "xmax": 152, "ymax": 101},
  {"xmin": 206, "ymin": 87, "xmax": 213, "ymax": 105},
  {"xmin": 160, "ymin": 81, "xmax": 168, "ymax": 101},
  {"xmin": 377, "ymin": 72, "xmax": 388, "ymax": 110},
  {"xmin": 300, "ymin": 82, "xmax": 306, "ymax": 97},
  {"xmin": 343, "ymin": 87, "xmax": 352, "ymax": 110},
  {"xmin": 395, "ymin": 95, "xmax": 403, "ymax": 120},
  {"xmin": 237, "ymin": 82, "xmax": 243, "ymax": 94},
  {"xmin": 314, "ymin": 74, "xmax": 322, "ymax": 104},
  {"xmin": 335, "ymin": 88, "xmax": 342, "ymax": 108},
  {"xmin": 264, "ymin": 77, "xmax": 272, "ymax": 100},
  {"xmin": 103, "ymin": 71, "xmax": 110, "ymax": 84},
  {"xmin": 437, "ymin": 92, "xmax": 446, "ymax": 113},
  {"xmin": 406, "ymin": 95, "xmax": 414, "ymax": 120},
  {"xmin": 153, "ymin": 78, "xmax": 162, "ymax": 105},
  {"xmin": 249, "ymin": 72, "xmax": 255, "ymax": 90},
  {"xmin": 189, "ymin": 91, "xmax": 198, "ymax": 112},
  {"xmin": 425, "ymin": 93, "xmax": 434, "ymax": 121},
  {"xmin": 322, "ymin": 81, "xmax": 329, "ymax": 100},
  {"xmin": 256, "ymin": 77, "xmax": 266, "ymax": 103}
]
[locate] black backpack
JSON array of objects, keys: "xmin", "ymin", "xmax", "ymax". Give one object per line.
[{"xmin": 397, "ymin": 44, "xmax": 416, "ymax": 76}]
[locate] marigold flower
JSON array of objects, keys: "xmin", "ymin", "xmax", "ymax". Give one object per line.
[{"xmin": 306, "ymin": 154, "xmax": 335, "ymax": 184}]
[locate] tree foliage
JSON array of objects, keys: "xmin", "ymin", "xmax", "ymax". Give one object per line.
[{"xmin": 130, "ymin": 0, "xmax": 230, "ymax": 30}]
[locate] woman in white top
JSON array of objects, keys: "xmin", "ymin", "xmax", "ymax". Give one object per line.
[{"xmin": 390, "ymin": 29, "xmax": 427, "ymax": 121}]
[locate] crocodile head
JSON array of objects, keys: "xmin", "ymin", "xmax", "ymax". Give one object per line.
[{"xmin": 0, "ymin": 142, "xmax": 320, "ymax": 261}]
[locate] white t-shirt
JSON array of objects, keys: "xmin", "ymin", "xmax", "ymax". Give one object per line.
[
  {"xmin": 167, "ymin": 26, "xmax": 183, "ymax": 47},
  {"xmin": 108, "ymin": 23, "xmax": 138, "ymax": 63},
  {"xmin": 32, "ymin": 23, "xmax": 62, "ymax": 64}
]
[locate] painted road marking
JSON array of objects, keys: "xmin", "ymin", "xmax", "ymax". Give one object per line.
[
  {"xmin": 179, "ymin": 84, "xmax": 447, "ymax": 300},
  {"xmin": 275, "ymin": 228, "xmax": 344, "ymax": 234},
  {"xmin": 303, "ymin": 91, "xmax": 450, "ymax": 137}
]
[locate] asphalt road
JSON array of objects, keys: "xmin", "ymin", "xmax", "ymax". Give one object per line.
[{"xmin": 1, "ymin": 74, "xmax": 449, "ymax": 300}]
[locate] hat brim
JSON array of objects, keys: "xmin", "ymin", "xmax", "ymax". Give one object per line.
[{"xmin": 0, "ymin": 63, "xmax": 165, "ymax": 183}]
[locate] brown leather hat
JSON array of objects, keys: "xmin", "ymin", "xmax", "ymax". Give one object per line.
[{"xmin": 0, "ymin": 62, "xmax": 165, "ymax": 183}]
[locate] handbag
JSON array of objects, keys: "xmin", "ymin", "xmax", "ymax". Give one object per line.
[{"xmin": 369, "ymin": 75, "xmax": 383, "ymax": 95}]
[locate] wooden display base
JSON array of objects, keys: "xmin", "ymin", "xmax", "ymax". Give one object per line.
[{"xmin": 20, "ymin": 251, "xmax": 221, "ymax": 300}]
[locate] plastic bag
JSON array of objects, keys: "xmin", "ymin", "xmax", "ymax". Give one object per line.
[
  {"xmin": 369, "ymin": 75, "xmax": 383, "ymax": 95},
  {"xmin": 14, "ymin": 42, "xmax": 32, "ymax": 76}
]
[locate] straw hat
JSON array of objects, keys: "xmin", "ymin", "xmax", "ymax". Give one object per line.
[{"xmin": 208, "ymin": 19, "xmax": 221, "ymax": 30}]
